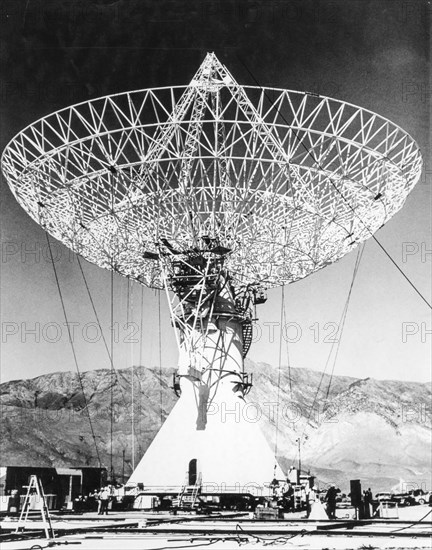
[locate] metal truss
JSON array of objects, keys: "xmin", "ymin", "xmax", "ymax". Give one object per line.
[
  {"xmin": 161, "ymin": 251, "xmax": 221, "ymax": 373},
  {"xmin": 1, "ymin": 53, "xmax": 423, "ymax": 290},
  {"xmin": 159, "ymin": 247, "xmax": 254, "ymax": 396}
]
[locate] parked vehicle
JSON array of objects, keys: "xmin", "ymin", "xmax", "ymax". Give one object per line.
[
  {"xmin": 375, "ymin": 492, "xmax": 392, "ymax": 502},
  {"xmin": 391, "ymin": 493, "xmax": 416, "ymax": 506},
  {"xmin": 409, "ymin": 489, "xmax": 429, "ymax": 505}
]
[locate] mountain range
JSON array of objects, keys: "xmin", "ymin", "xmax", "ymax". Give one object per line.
[{"xmin": 1, "ymin": 359, "xmax": 430, "ymax": 492}]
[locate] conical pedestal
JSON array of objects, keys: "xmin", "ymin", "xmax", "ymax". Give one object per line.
[{"xmin": 128, "ymin": 382, "xmax": 283, "ymax": 496}]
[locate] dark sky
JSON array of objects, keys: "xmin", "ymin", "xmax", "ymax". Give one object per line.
[
  {"xmin": 1, "ymin": 0, "xmax": 429, "ymax": 133},
  {"xmin": 1, "ymin": 0, "xmax": 430, "ymax": 383}
]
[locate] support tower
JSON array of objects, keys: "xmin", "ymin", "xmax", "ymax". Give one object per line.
[{"xmin": 129, "ymin": 241, "xmax": 283, "ymax": 497}]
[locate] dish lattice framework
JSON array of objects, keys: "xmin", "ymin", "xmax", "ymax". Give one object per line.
[{"xmin": 1, "ymin": 53, "xmax": 422, "ymax": 290}]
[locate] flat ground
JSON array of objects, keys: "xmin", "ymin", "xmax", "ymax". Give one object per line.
[{"xmin": 1, "ymin": 505, "xmax": 430, "ymax": 550}]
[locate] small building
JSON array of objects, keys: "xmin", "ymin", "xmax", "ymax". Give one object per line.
[{"xmin": 0, "ymin": 466, "xmax": 106, "ymax": 510}]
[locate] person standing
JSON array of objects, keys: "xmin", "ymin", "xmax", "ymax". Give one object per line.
[
  {"xmin": 364, "ymin": 488, "xmax": 373, "ymax": 518},
  {"xmin": 98, "ymin": 487, "xmax": 110, "ymax": 515},
  {"xmin": 305, "ymin": 483, "xmax": 317, "ymax": 518},
  {"xmin": 325, "ymin": 484, "xmax": 338, "ymax": 520}
]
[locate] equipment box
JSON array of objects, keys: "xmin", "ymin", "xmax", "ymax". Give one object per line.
[{"xmin": 255, "ymin": 506, "xmax": 281, "ymax": 520}]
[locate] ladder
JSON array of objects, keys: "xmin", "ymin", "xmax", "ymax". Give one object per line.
[
  {"xmin": 15, "ymin": 475, "xmax": 55, "ymax": 540},
  {"xmin": 177, "ymin": 474, "xmax": 202, "ymax": 509},
  {"xmin": 242, "ymin": 320, "xmax": 253, "ymax": 358}
]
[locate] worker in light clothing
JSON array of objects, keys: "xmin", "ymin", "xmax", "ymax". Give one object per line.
[
  {"xmin": 305, "ymin": 483, "xmax": 317, "ymax": 518},
  {"xmin": 98, "ymin": 487, "xmax": 110, "ymax": 515}
]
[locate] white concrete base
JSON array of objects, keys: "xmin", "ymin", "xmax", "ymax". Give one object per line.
[{"xmin": 128, "ymin": 386, "xmax": 283, "ymax": 496}]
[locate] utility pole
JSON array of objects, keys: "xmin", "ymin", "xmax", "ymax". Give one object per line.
[
  {"xmin": 122, "ymin": 450, "xmax": 125, "ymax": 484},
  {"xmin": 296, "ymin": 438, "xmax": 301, "ymax": 475}
]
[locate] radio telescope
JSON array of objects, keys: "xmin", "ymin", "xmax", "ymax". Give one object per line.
[{"xmin": 1, "ymin": 53, "xmax": 422, "ymax": 500}]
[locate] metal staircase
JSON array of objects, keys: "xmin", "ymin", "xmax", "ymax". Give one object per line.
[{"xmin": 176, "ymin": 474, "xmax": 202, "ymax": 509}]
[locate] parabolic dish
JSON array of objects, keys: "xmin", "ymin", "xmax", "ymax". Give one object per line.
[{"xmin": 1, "ymin": 54, "xmax": 422, "ymax": 290}]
